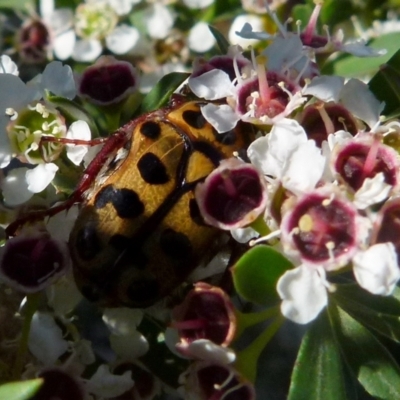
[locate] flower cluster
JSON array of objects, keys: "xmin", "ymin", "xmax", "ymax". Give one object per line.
[{"xmin": 1, "ymin": 0, "xmax": 400, "ymax": 399}]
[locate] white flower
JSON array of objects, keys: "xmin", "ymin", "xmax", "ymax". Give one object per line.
[
  {"xmin": 103, "ymin": 308, "xmax": 149, "ymax": 361},
  {"xmin": 1, "ymin": 168, "xmax": 33, "ymax": 206},
  {"xmin": 144, "ymin": 3, "xmax": 175, "ymax": 40},
  {"xmin": 28, "ymin": 312, "xmax": 69, "ymax": 365},
  {"xmin": 33, "ymin": 61, "xmax": 77, "ymax": 100},
  {"xmin": 26, "ymin": 163, "xmax": 59, "ymax": 193},
  {"xmin": 40, "ymin": 0, "xmax": 76, "ymax": 60},
  {"xmin": 85, "ymin": 364, "xmax": 134, "ymax": 398},
  {"xmin": 304, "ymin": 76, "xmax": 384, "ymax": 127},
  {"xmin": 183, "ymin": 0, "xmax": 214, "ymax": 9},
  {"xmin": 353, "ymin": 173, "xmax": 392, "ymax": 209},
  {"xmin": 0, "ymin": 55, "xmax": 19, "ymax": 75},
  {"xmin": 247, "ymin": 119, "xmax": 325, "ymax": 195},
  {"xmin": 277, "ymin": 266, "xmax": 329, "ymax": 324},
  {"xmin": 188, "ymin": 22, "xmax": 216, "ymax": 53},
  {"xmin": 277, "ymin": 242, "xmax": 400, "ymax": 324},
  {"xmin": 353, "ymin": 242, "xmax": 400, "ymax": 295},
  {"xmin": 65, "ymin": 120, "xmax": 91, "ymax": 165},
  {"xmin": 229, "ymin": 15, "xmax": 264, "ymax": 47}
]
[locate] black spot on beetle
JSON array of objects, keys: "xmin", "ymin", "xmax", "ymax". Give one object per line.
[
  {"xmin": 94, "ymin": 185, "xmax": 145, "ymax": 218},
  {"xmin": 75, "ymin": 225, "xmax": 102, "ymax": 260},
  {"xmin": 137, "ymin": 152, "xmax": 169, "ymax": 184},
  {"xmin": 159, "ymin": 228, "xmax": 192, "ymax": 260},
  {"xmin": 140, "ymin": 121, "xmax": 161, "ymax": 139},
  {"xmin": 126, "ymin": 277, "xmax": 160, "ymax": 304},
  {"xmin": 182, "ymin": 109, "xmax": 207, "ymax": 129},
  {"xmin": 109, "ymin": 235, "xmax": 148, "ymax": 269}
]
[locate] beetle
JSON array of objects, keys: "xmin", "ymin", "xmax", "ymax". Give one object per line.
[{"xmin": 7, "ymin": 100, "xmax": 254, "ymax": 307}]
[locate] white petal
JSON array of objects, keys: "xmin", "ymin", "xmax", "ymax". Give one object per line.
[
  {"xmin": 45, "ymin": 8, "xmax": 74, "ymax": 32},
  {"xmin": 248, "ymin": 119, "xmax": 307, "ymax": 177},
  {"xmin": 354, "ymin": 173, "xmax": 392, "ymax": 209},
  {"xmin": 183, "ymin": 0, "xmax": 214, "ymax": 9},
  {"xmin": 188, "ymin": 69, "xmax": 234, "ymax": 100},
  {"xmin": 28, "ymin": 312, "xmax": 69, "ymax": 365},
  {"xmin": 182, "ymin": 339, "xmax": 236, "ymax": 364},
  {"xmin": 40, "ymin": 0, "xmax": 55, "ymax": 19},
  {"xmin": 282, "ymin": 141, "xmax": 325, "ymax": 195},
  {"xmin": 230, "ymin": 226, "xmax": 259, "ymax": 243},
  {"xmin": 201, "ymin": 103, "xmax": 239, "ymax": 133},
  {"xmin": 106, "ymin": 25, "xmax": 140, "ymax": 54},
  {"xmin": 109, "ymin": 331, "xmax": 149, "ymax": 360},
  {"xmin": 66, "ymin": 120, "xmax": 91, "ymax": 165},
  {"xmin": 340, "ymin": 79, "xmax": 383, "ymax": 127},
  {"xmin": 46, "ymin": 271, "xmax": 83, "ymax": 315},
  {"xmin": 340, "ymin": 40, "xmax": 387, "ymax": 57},
  {"xmin": 264, "ymin": 35, "xmax": 308, "ymax": 75},
  {"xmin": 72, "ymin": 39, "xmax": 102, "ymax": 62},
  {"xmin": 353, "ymin": 243, "xmax": 400, "ymax": 295},
  {"xmin": 233, "ymin": 20, "xmax": 271, "ymax": 41},
  {"xmin": 303, "ymin": 75, "xmax": 345, "ymax": 103},
  {"xmin": 0, "ymin": 74, "xmax": 37, "ymax": 112},
  {"xmin": 144, "ymin": 4, "xmax": 175, "ymax": 39},
  {"xmin": 277, "ymin": 267, "xmax": 328, "ymax": 324},
  {"xmin": 1, "ymin": 167, "xmax": 33, "ymax": 206},
  {"xmin": 53, "ymin": 29, "xmax": 76, "ymax": 60},
  {"xmin": 41, "ymin": 61, "xmax": 76, "ymax": 99},
  {"xmin": 188, "ymin": 22, "xmax": 216, "ymax": 53},
  {"xmin": 25, "ymin": 163, "xmax": 59, "ymax": 193},
  {"xmin": 85, "ymin": 364, "xmax": 134, "ymax": 398},
  {"xmin": 108, "ymin": 0, "xmax": 137, "ymax": 15},
  {"xmin": 0, "ymin": 55, "xmax": 19, "ymax": 75},
  {"xmin": 103, "ymin": 308, "xmax": 143, "ymax": 335}
]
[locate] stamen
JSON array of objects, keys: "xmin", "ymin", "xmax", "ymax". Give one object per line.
[
  {"xmin": 316, "ymin": 103, "xmax": 335, "ymax": 135},
  {"xmin": 302, "ymin": 0, "xmax": 323, "ymax": 45},
  {"xmin": 361, "ymin": 137, "xmax": 380, "ymax": 179},
  {"xmin": 249, "ymin": 229, "xmax": 281, "ymax": 246}
]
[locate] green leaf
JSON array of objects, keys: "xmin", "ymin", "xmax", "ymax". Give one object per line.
[
  {"xmin": 325, "ymin": 32, "xmax": 400, "ymax": 78},
  {"xmin": 329, "ymin": 304, "xmax": 400, "ymax": 399},
  {"xmin": 0, "ymin": 379, "xmax": 43, "ymax": 400},
  {"xmin": 232, "ymin": 245, "xmax": 293, "ymax": 305},
  {"xmin": 288, "ymin": 310, "xmax": 349, "ymax": 400},
  {"xmin": 47, "ymin": 95, "xmax": 100, "ymax": 138},
  {"xmin": 0, "ymin": 0, "xmax": 33, "ymax": 9},
  {"xmin": 138, "ymin": 72, "xmax": 191, "ymax": 114},
  {"xmin": 369, "ymin": 47, "xmax": 400, "ymax": 115},
  {"xmin": 208, "ymin": 25, "xmax": 230, "ymax": 54},
  {"xmin": 291, "ymin": 4, "xmax": 313, "ymax": 27},
  {"xmin": 332, "ymin": 285, "xmax": 400, "ymax": 343},
  {"xmin": 139, "ymin": 316, "xmax": 189, "ymax": 388}
]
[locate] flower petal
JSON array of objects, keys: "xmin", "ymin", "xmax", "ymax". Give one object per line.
[
  {"xmin": 28, "ymin": 312, "xmax": 69, "ymax": 365},
  {"xmin": 1, "ymin": 167, "xmax": 33, "ymax": 206},
  {"xmin": 353, "ymin": 242, "xmax": 400, "ymax": 295},
  {"xmin": 201, "ymin": 103, "xmax": 239, "ymax": 133},
  {"xmin": 277, "ymin": 266, "xmax": 328, "ymax": 324},
  {"xmin": 189, "ymin": 69, "xmax": 234, "ymax": 100},
  {"xmin": 85, "ymin": 364, "xmax": 134, "ymax": 398},
  {"xmin": 66, "ymin": 120, "xmax": 91, "ymax": 165},
  {"xmin": 25, "ymin": 163, "xmax": 59, "ymax": 193},
  {"xmin": 106, "ymin": 25, "xmax": 140, "ymax": 54}
]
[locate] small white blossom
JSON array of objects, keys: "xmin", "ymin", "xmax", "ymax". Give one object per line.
[
  {"xmin": 277, "ymin": 266, "xmax": 329, "ymax": 324},
  {"xmin": 85, "ymin": 364, "xmax": 134, "ymax": 398},
  {"xmin": 188, "ymin": 22, "xmax": 216, "ymax": 53},
  {"xmin": 28, "ymin": 312, "xmax": 69, "ymax": 365}
]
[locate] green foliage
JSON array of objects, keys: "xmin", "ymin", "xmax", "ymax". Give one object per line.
[
  {"xmin": 289, "ymin": 311, "xmax": 348, "ymax": 400},
  {"xmin": 0, "ymin": 379, "xmax": 43, "ymax": 400},
  {"xmin": 369, "ymin": 47, "xmax": 400, "ymax": 116},
  {"xmin": 138, "ymin": 72, "xmax": 191, "ymax": 114},
  {"xmin": 232, "ymin": 245, "xmax": 293, "ymax": 306}
]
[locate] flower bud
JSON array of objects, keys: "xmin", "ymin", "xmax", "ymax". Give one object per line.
[{"xmin": 195, "ymin": 158, "xmax": 268, "ymax": 230}]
